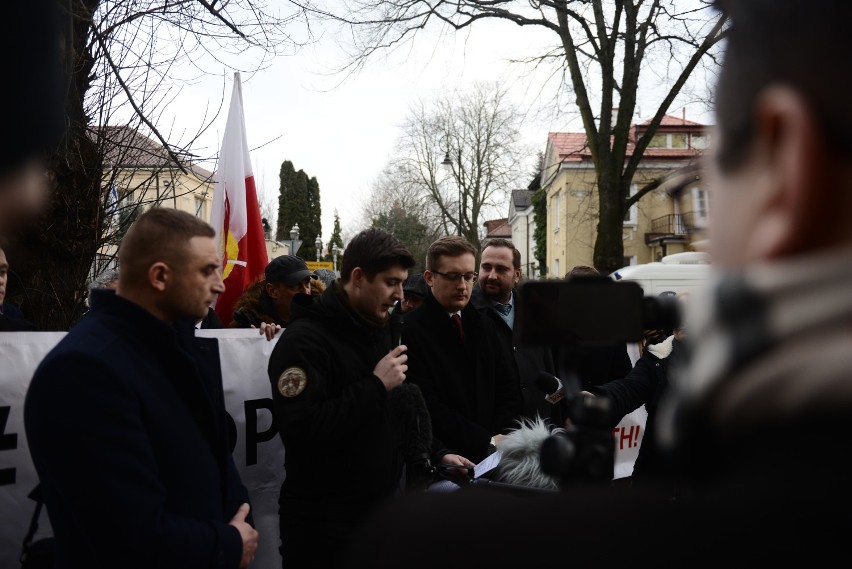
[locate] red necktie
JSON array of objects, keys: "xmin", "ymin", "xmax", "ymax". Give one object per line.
[{"xmin": 451, "ymin": 313, "xmax": 464, "ymax": 341}]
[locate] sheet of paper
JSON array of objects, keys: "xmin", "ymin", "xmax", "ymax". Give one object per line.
[{"xmin": 474, "ymin": 450, "xmax": 502, "ymax": 478}]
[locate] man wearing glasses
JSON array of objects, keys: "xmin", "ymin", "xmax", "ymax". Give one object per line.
[{"xmin": 404, "ymin": 236, "xmax": 522, "ymax": 464}]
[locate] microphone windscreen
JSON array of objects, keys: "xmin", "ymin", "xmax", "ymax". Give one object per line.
[{"xmin": 387, "ymin": 382, "xmax": 433, "ymax": 461}]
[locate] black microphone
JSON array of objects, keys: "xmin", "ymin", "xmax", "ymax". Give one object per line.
[
  {"xmin": 387, "ymin": 382, "xmax": 435, "ymax": 492},
  {"xmin": 389, "ymin": 301, "xmax": 404, "ymax": 347},
  {"xmin": 533, "ymin": 372, "xmax": 566, "ymax": 405}
]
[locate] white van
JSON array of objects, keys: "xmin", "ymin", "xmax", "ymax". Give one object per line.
[{"xmin": 610, "ymin": 252, "xmax": 712, "ymax": 296}]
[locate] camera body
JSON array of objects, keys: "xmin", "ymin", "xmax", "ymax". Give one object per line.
[
  {"xmin": 539, "ymin": 389, "xmax": 615, "ymax": 485},
  {"xmin": 515, "ymin": 276, "xmax": 680, "ymax": 347},
  {"xmin": 515, "ymin": 276, "xmax": 681, "ymax": 488}
]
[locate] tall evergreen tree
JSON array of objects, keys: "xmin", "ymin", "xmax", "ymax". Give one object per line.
[
  {"xmin": 276, "ymin": 160, "xmax": 322, "ymax": 260},
  {"xmin": 276, "ymin": 161, "xmax": 297, "ymax": 241},
  {"xmin": 326, "ymin": 210, "xmax": 345, "ymax": 264},
  {"xmin": 528, "ymin": 155, "xmax": 548, "ymax": 278}
]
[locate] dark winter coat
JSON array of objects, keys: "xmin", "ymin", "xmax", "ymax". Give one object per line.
[
  {"xmin": 230, "ymin": 279, "xmax": 285, "ymax": 328},
  {"xmin": 24, "ymin": 289, "xmax": 251, "ymax": 569},
  {"xmin": 404, "ymin": 291, "xmax": 522, "ymax": 463},
  {"xmin": 590, "ymin": 334, "xmax": 684, "ymax": 486},
  {"xmin": 469, "ymin": 286, "xmax": 559, "ymax": 424},
  {"xmin": 0, "ymin": 301, "xmax": 36, "ymax": 330},
  {"xmin": 267, "ymin": 282, "xmax": 404, "ymax": 567}
]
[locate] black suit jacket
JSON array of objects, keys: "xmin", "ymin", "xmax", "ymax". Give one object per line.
[
  {"xmin": 404, "ymin": 291, "xmax": 522, "ymax": 463},
  {"xmin": 470, "ymin": 286, "xmax": 559, "ymax": 424}
]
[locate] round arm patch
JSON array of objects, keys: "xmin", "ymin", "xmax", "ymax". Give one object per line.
[{"xmin": 277, "ymin": 367, "xmax": 308, "ymax": 398}]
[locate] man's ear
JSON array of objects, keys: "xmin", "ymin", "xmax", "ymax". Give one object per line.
[
  {"xmin": 751, "ymin": 86, "xmax": 836, "ymax": 259},
  {"xmin": 266, "ymin": 282, "xmax": 280, "ymax": 299},
  {"xmin": 423, "ymin": 270, "xmax": 434, "ymax": 287},
  {"xmin": 349, "ymin": 267, "xmax": 364, "ymax": 288},
  {"xmin": 148, "ymin": 262, "xmax": 169, "ymax": 292}
]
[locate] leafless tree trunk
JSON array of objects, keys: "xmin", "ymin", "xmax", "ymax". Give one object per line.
[{"xmin": 6, "ymin": 0, "xmax": 311, "ymax": 330}]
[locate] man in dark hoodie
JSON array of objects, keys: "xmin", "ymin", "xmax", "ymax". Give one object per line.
[{"xmin": 267, "ymin": 228, "xmax": 472, "ymax": 568}]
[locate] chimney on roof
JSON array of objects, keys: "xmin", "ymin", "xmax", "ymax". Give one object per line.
[{"xmin": 682, "ymin": 107, "xmax": 686, "ymax": 124}]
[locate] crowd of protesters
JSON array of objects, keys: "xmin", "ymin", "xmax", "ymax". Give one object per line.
[{"xmin": 6, "ymin": 0, "xmax": 852, "ymax": 567}]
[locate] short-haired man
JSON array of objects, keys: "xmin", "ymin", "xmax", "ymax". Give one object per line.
[
  {"xmin": 268, "ymin": 228, "xmax": 452, "ymax": 568},
  {"xmin": 231, "ymin": 254, "xmax": 317, "ymax": 338},
  {"xmin": 25, "ymin": 208, "xmax": 258, "ymax": 569},
  {"xmin": 404, "ymin": 236, "xmax": 522, "ymax": 463},
  {"xmin": 470, "ymin": 238, "xmax": 558, "ymax": 422},
  {"xmin": 656, "ymin": 0, "xmax": 852, "ymax": 560}
]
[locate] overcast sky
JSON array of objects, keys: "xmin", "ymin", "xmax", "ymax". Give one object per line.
[{"xmin": 166, "ymin": 14, "xmax": 714, "ymax": 245}]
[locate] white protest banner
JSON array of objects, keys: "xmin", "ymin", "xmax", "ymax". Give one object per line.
[
  {"xmin": 0, "ymin": 330, "xmax": 284, "ymax": 569},
  {"xmin": 613, "ymin": 405, "xmax": 648, "ymax": 479},
  {"xmin": 1, "ymin": 330, "xmax": 646, "ymax": 568}
]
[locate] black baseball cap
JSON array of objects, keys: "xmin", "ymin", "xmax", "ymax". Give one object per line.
[
  {"xmin": 403, "ymin": 272, "xmax": 428, "ymax": 298},
  {"xmin": 265, "ymin": 255, "xmax": 317, "ymax": 286}
]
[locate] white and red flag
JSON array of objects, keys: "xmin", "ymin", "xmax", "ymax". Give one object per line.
[{"xmin": 210, "ymin": 72, "xmax": 268, "ymax": 325}]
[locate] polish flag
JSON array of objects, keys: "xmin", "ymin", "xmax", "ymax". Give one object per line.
[{"xmin": 210, "ymin": 72, "xmax": 268, "ymax": 326}]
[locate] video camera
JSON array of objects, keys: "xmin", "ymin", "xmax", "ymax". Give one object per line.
[
  {"xmin": 515, "ymin": 276, "xmax": 681, "ymax": 488},
  {"xmin": 515, "ymin": 276, "xmax": 680, "ymax": 347}
]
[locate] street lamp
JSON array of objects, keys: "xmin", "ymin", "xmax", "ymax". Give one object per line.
[
  {"xmin": 332, "ymin": 245, "xmax": 342, "ymax": 275},
  {"xmin": 441, "ymin": 149, "xmax": 462, "ymax": 236},
  {"xmin": 315, "ymin": 236, "xmax": 323, "ymax": 262},
  {"xmin": 288, "ymin": 224, "xmax": 302, "ymax": 256}
]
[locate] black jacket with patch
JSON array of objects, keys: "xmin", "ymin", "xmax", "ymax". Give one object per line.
[{"xmin": 267, "ymin": 282, "xmax": 403, "ymax": 566}]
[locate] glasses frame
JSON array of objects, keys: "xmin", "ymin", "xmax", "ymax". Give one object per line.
[{"xmin": 431, "ymin": 270, "xmax": 479, "ymax": 284}]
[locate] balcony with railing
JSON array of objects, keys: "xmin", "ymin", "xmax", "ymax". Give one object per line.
[{"xmin": 645, "ymin": 214, "xmax": 689, "ymax": 245}]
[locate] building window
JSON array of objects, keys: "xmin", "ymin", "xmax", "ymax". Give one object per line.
[
  {"xmin": 648, "ymin": 134, "xmax": 668, "ymax": 148},
  {"xmin": 553, "ymin": 258, "xmax": 560, "ymax": 278},
  {"xmin": 691, "ymin": 133, "xmax": 709, "ymax": 149},
  {"xmin": 692, "ymin": 186, "xmax": 709, "ymax": 227},
  {"xmin": 195, "ymin": 195, "xmax": 207, "ymax": 220},
  {"xmin": 623, "ymin": 184, "xmax": 638, "ymax": 226},
  {"xmin": 647, "ymin": 132, "xmax": 692, "ymax": 149},
  {"xmin": 622, "ymin": 255, "xmax": 637, "ymax": 267},
  {"xmin": 552, "ymin": 191, "xmax": 561, "ymax": 232}
]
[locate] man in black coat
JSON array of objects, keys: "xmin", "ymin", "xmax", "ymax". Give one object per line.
[
  {"xmin": 267, "ymin": 228, "xmax": 468, "ymax": 568},
  {"xmin": 24, "ymin": 208, "xmax": 258, "ymax": 568},
  {"xmin": 404, "ymin": 236, "xmax": 522, "ymax": 464},
  {"xmin": 470, "ymin": 238, "xmax": 558, "ymax": 423}
]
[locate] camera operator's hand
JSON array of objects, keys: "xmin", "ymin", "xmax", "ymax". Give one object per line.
[{"xmin": 374, "ymin": 344, "xmax": 408, "ymax": 390}]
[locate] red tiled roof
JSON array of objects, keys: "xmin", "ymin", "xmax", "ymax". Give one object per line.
[
  {"xmin": 483, "ymin": 218, "xmax": 511, "ymax": 238},
  {"xmin": 548, "ymin": 132, "xmax": 590, "ymax": 163},
  {"xmin": 640, "ymin": 114, "xmax": 704, "ymax": 127},
  {"xmin": 548, "ymin": 114, "xmax": 708, "ymax": 165}
]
